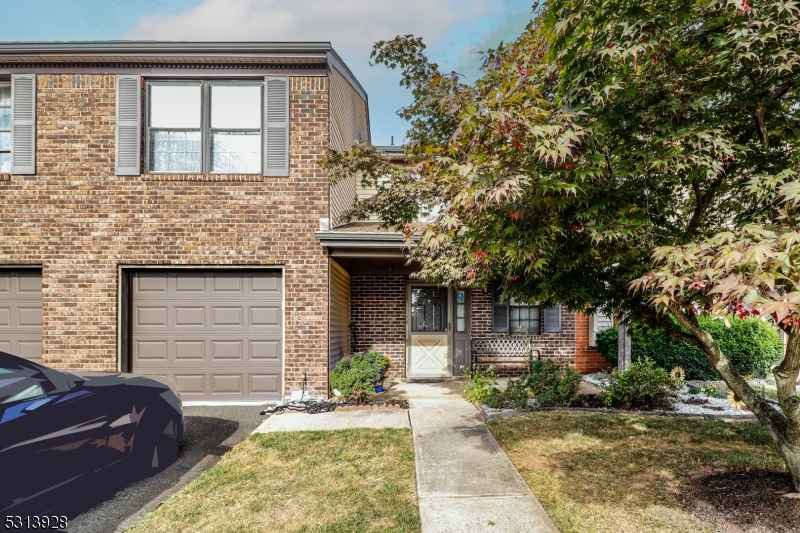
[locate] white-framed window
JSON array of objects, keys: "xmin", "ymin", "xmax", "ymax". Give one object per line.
[
  {"xmin": 147, "ymin": 81, "xmax": 263, "ymax": 174},
  {"xmin": 0, "ymin": 83, "xmax": 10, "ymax": 173}
]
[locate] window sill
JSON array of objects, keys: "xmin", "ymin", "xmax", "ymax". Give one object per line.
[{"xmin": 141, "ymin": 174, "xmax": 267, "ymax": 182}]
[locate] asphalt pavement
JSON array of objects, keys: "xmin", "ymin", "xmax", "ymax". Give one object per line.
[{"xmin": 67, "ymin": 404, "xmax": 268, "ymax": 533}]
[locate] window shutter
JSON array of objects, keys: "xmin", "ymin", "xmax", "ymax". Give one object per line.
[
  {"xmin": 11, "ymin": 74, "xmax": 35, "ymax": 175},
  {"xmin": 264, "ymin": 76, "xmax": 289, "ymax": 177},
  {"xmin": 491, "ymin": 282, "xmax": 509, "ymax": 333},
  {"xmin": 115, "ymin": 75, "xmax": 141, "ymax": 176},
  {"xmin": 543, "ymin": 306, "xmax": 562, "ymax": 333}
]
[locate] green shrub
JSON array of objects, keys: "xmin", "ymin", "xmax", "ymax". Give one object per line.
[
  {"xmin": 602, "ymin": 358, "xmax": 679, "ymax": 410},
  {"xmin": 461, "ymin": 365, "xmax": 498, "ymax": 404},
  {"xmin": 595, "ymin": 326, "xmax": 619, "ymax": 366},
  {"xmin": 330, "ymin": 349, "xmax": 389, "ymax": 399},
  {"xmin": 484, "ymin": 387, "xmax": 506, "ymax": 409},
  {"xmin": 504, "ymin": 376, "xmax": 530, "ymax": 408},
  {"xmin": 595, "ymin": 317, "xmax": 783, "ymax": 380},
  {"xmin": 527, "ymin": 359, "xmax": 582, "ymax": 407}
]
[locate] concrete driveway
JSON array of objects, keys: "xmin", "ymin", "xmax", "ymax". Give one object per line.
[{"xmin": 67, "ymin": 404, "xmax": 268, "ymax": 533}]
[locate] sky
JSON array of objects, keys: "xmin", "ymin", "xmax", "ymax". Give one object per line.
[{"xmin": 0, "ymin": 0, "xmax": 536, "ymax": 145}]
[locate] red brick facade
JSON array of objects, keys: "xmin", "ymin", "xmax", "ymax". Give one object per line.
[
  {"xmin": 0, "ymin": 74, "xmax": 331, "ymax": 398},
  {"xmin": 348, "ymin": 279, "xmax": 605, "ymax": 377},
  {"xmin": 574, "ymin": 313, "xmax": 612, "ymax": 373},
  {"xmin": 350, "ymin": 275, "xmax": 407, "ymax": 377}
]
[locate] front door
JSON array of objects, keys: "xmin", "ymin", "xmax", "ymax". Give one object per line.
[
  {"xmin": 452, "ymin": 289, "xmax": 470, "ymax": 376},
  {"xmin": 407, "ymin": 285, "xmax": 451, "ymax": 378}
]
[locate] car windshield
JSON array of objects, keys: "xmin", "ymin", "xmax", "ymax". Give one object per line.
[{"xmin": 0, "ymin": 366, "xmax": 48, "ymax": 404}]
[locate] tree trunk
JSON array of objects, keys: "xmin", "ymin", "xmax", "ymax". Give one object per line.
[{"xmin": 669, "ymin": 307, "xmax": 800, "ymax": 490}]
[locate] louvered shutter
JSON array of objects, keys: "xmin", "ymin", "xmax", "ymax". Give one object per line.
[
  {"xmin": 543, "ymin": 306, "xmax": 562, "ymax": 333},
  {"xmin": 491, "ymin": 282, "xmax": 509, "ymax": 333},
  {"xmin": 264, "ymin": 76, "xmax": 289, "ymax": 177},
  {"xmin": 11, "ymin": 74, "xmax": 35, "ymax": 175},
  {"xmin": 116, "ymin": 75, "xmax": 141, "ymax": 176}
]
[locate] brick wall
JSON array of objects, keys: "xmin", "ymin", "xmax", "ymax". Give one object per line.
[
  {"xmin": 350, "ymin": 275, "xmax": 407, "ymax": 378},
  {"xmin": 574, "ymin": 313, "xmax": 612, "ymax": 373},
  {"xmin": 471, "ymin": 289, "xmax": 577, "ymax": 375},
  {"xmin": 0, "ymin": 74, "xmax": 331, "ymax": 398}
]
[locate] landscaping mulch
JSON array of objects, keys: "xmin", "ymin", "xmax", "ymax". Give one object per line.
[{"xmin": 679, "ymin": 469, "xmax": 800, "ymax": 533}]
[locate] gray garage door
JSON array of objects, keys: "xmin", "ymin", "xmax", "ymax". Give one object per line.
[
  {"xmin": 131, "ymin": 270, "xmax": 283, "ymax": 402},
  {"xmin": 0, "ymin": 270, "xmax": 43, "ymax": 365}
]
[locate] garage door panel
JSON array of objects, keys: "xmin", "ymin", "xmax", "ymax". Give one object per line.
[
  {"xmin": 136, "ymin": 307, "xmax": 168, "ymax": 327},
  {"xmin": 212, "ymin": 307, "xmax": 243, "ymax": 326},
  {"xmin": 0, "ymin": 270, "xmax": 43, "ymax": 363},
  {"xmin": 251, "ymin": 273, "xmax": 280, "ymax": 293},
  {"xmin": 17, "ymin": 307, "xmax": 42, "ymax": 327},
  {"xmin": 212, "ymin": 374, "xmax": 242, "ymax": 393},
  {"xmin": 175, "ymin": 307, "xmax": 205, "ymax": 326},
  {"xmin": 132, "ymin": 270, "xmax": 283, "ymax": 402},
  {"xmin": 18, "ymin": 274, "xmax": 42, "ymax": 293},
  {"xmin": 136, "ymin": 274, "xmax": 168, "ymax": 293},
  {"xmin": 250, "ymin": 374, "xmax": 280, "ymax": 394},
  {"xmin": 173, "ymin": 374, "xmax": 205, "ymax": 394},
  {"xmin": 175, "ymin": 274, "xmax": 204, "ymax": 292},
  {"xmin": 175, "ymin": 341, "xmax": 205, "ymax": 360},
  {"xmin": 17, "ymin": 341, "xmax": 43, "ymax": 362},
  {"xmin": 135, "ymin": 340, "xmax": 168, "ymax": 360},
  {"xmin": 250, "ymin": 306, "xmax": 280, "ymax": 326},
  {"xmin": 211, "ymin": 340, "xmax": 243, "ymax": 360},
  {"xmin": 251, "ymin": 340, "xmax": 280, "ymax": 360},
  {"xmin": 212, "ymin": 274, "xmax": 244, "ymax": 293}
]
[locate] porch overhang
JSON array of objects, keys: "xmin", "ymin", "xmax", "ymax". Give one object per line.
[
  {"xmin": 314, "ymin": 230, "xmax": 408, "ymax": 250},
  {"xmin": 315, "ymin": 228, "xmax": 419, "ymax": 275}
]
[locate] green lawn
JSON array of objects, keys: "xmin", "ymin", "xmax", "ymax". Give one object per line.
[
  {"xmin": 490, "ymin": 413, "xmax": 783, "ymax": 533},
  {"xmin": 127, "ymin": 429, "xmax": 420, "ymax": 533}
]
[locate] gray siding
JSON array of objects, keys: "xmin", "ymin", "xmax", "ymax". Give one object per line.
[{"xmin": 329, "ymin": 67, "xmax": 369, "ymax": 227}]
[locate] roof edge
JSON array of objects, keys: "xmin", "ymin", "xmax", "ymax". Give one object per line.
[{"xmin": 0, "ymin": 41, "xmax": 336, "ymax": 56}]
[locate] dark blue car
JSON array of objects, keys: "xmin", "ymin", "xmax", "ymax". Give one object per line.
[{"xmin": 0, "ymin": 351, "xmax": 183, "ymax": 525}]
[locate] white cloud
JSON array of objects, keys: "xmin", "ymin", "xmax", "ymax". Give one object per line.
[{"xmin": 126, "ymin": 0, "xmax": 499, "ymax": 57}]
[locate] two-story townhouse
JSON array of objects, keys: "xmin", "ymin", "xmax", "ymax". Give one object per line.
[{"xmin": 0, "ymin": 41, "xmax": 608, "ymax": 404}]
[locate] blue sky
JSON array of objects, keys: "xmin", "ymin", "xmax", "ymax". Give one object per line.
[{"xmin": 1, "ymin": 0, "xmax": 535, "ymax": 145}]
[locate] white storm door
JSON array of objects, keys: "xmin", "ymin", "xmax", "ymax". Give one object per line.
[{"xmin": 407, "ymin": 285, "xmax": 451, "ymax": 378}]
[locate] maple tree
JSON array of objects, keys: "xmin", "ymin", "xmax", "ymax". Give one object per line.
[{"xmin": 324, "ymin": 0, "xmax": 800, "ymax": 486}]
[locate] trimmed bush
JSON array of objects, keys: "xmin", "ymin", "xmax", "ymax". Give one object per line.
[
  {"xmin": 595, "ymin": 326, "xmax": 619, "ymax": 366},
  {"xmin": 527, "ymin": 359, "xmax": 582, "ymax": 407},
  {"xmin": 330, "ymin": 349, "xmax": 389, "ymax": 399},
  {"xmin": 595, "ymin": 316, "xmax": 783, "ymax": 380},
  {"xmin": 602, "ymin": 357, "xmax": 679, "ymax": 410}
]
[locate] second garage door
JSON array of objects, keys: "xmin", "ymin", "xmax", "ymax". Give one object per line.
[
  {"xmin": 0, "ymin": 270, "xmax": 43, "ymax": 365},
  {"xmin": 131, "ymin": 270, "xmax": 283, "ymax": 402}
]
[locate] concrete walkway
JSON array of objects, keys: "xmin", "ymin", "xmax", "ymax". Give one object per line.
[
  {"xmin": 249, "ymin": 379, "xmax": 559, "ymax": 532},
  {"xmin": 253, "ymin": 408, "xmax": 409, "ymax": 432},
  {"xmin": 410, "ymin": 397, "xmax": 558, "ymax": 533}
]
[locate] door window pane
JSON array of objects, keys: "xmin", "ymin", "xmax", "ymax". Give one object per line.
[
  {"xmin": 411, "ymin": 287, "xmax": 448, "ymax": 332},
  {"xmin": 211, "ymin": 85, "xmax": 261, "ymax": 128},
  {"xmin": 456, "ymin": 290, "xmax": 466, "ymax": 332},
  {"xmin": 211, "ymin": 131, "xmax": 261, "ymax": 173},
  {"xmin": 150, "ymin": 85, "xmax": 201, "ymax": 128}
]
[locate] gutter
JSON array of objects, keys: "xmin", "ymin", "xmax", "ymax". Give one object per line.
[{"xmin": 314, "ymin": 231, "xmax": 416, "ymax": 249}]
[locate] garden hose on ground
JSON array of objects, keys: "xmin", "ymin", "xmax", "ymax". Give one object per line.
[{"xmin": 260, "ymin": 398, "xmax": 409, "ymax": 416}]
